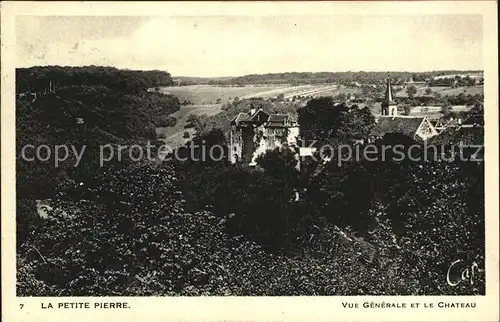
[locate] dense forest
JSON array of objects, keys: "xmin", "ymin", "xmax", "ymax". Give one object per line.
[
  {"xmin": 16, "ymin": 66, "xmax": 180, "ymax": 199},
  {"xmin": 16, "ymin": 66, "xmax": 174, "ymax": 94},
  {"xmin": 16, "ymin": 67, "xmax": 485, "ymax": 296}
]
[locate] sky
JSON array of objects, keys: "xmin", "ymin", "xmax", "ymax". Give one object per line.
[{"xmin": 16, "ymin": 15, "xmax": 483, "ymax": 77}]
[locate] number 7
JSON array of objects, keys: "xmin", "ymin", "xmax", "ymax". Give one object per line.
[{"xmin": 19, "ymin": 304, "xmax": 24, "ymax": 309}]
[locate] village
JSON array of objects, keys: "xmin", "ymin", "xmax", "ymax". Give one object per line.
[{"xmin": 226, "ymin": 74, "xmax": 483, "ymax": 167}]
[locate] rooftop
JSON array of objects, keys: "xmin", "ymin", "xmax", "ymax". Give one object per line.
[
  {"xmin": 429, "ymin": 125, "xmax": 483, "ymax": 146},
  {"xmin": 231, "ymin": 109, "xmax": 294, "ymax": 127},
  {"xmin": 370, "ymin": 116, "xmax": 425, "ymax": 138}
]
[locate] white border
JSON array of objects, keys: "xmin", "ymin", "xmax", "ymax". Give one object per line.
[{"xmin": 2, "ymin": 2, "xmax": 498, "ymax": 321}]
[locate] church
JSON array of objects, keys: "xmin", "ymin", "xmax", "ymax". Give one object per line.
[
  {"xmin": 370, "ymin": 76, "xmax": 438, "ymax": 142},
  {"xmin": 380, "ymin": 76, "xmax": 399, "ymax": 116}
]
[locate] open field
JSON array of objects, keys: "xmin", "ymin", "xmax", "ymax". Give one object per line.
[
  {"xmin": 409, "ymin": 105, "xmax": 471, "ymax": 119},
  {"xmin": 158, "ymin": 84, "xmax": 364, "ymax": 104},
  {"xmin": 158, "ymin": 85, "xmax": 289, "ymax": 104},
  {"xmin": 396, "ymin": 85, "xmax": 484, "ymax": 98},
  {"xmin": 156, "ymin": 104, "xmax": 223, "ymax": 149},
  {"xmin": 437, "ymin": 85, "xmax": 484, "ymax": 96}
]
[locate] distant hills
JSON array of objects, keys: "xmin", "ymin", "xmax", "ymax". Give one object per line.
[{"xmin": 173, "ymin": 70, "xmax": 484, "ymax": 86}]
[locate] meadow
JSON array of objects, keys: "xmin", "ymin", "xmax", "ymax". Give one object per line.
[
  {"xmin": 396, "ymin": 85, "xmax": 484, "ymax": 98},
  {"xmin": 156, "ymin": 104, "xmax": 222, "ymax": 148},
  {"xmin": 157, "ymin": 85, "xmax": 289, "ymax": 105},
  {"xmin": 157, "ymin": 84, "xmax": 362, "ymax": 104}
]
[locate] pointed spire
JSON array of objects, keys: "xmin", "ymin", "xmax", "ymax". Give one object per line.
[{"xmin": 384, "ymin": 74, "xmax": 395, "ymax": 103}]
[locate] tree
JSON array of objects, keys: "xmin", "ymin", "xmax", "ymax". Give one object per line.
[
  {"xmin": 465, "ymin": 76, "xmax": 476, "ymax": 87},
  {"xmin": 403, "ymin": 105, "xmax": 412, "ymax": 116},
  {"xmin": 256, "ymin": 147, "xmax": 298, "ymax": 181},
  {"xmin": 336, "ymin": 93, "xmax": 347, "ymax": 102},
  {"xmin": 407, "ymin": 85, "xmax": 417, "ymax": 99},
  {"xmin": 277, "ymin": 93, "xmax": 285, "ymax": 101},
  {"xmin": 425, "ymin": 88, "xmax": 432, "ymax": 95},
  {"xmin": 158, "ymin": 115, "xmax": 177, "ymax": 127},
  {"xmin": 441, "ymin": 98, "xmax": 452, "ymax": 116},
  {"xmin": 298, "ymin": 98, "xmax": 374, "ymax": 143},
  {"xmin": 186, "ymin": 113, "xmax": 198, "ymax": 125}
]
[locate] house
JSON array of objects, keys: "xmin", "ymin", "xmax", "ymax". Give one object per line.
[
  {"xmin": 369, "ymin": 115, "xmax": 438, "ymax": 142},
  {"xmin": 434, "ymin": 113, "xmax": 483, "ymax": 133},
  {"xmin": 428, "ymin": 125, "xmax": 483, "ymax": 146},
  {"xmin": 229, "ymin": 106, "xmax": 299, "ymax": 166},
  {"xmin": 434, "ymin": 117, "xmax": 461, "ymax": 132},
  {"xmin": 428, "ymin": 120, "xmax": 484, "ymax": 160},
  {"xmin": 429, "ymin": 113, "xmax": 484, "ymax": 147}
]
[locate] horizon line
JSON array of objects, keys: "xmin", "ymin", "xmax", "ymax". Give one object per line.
[{"xmin": 16, "ymin": 64, "xmax": 484, "ymax": 79}]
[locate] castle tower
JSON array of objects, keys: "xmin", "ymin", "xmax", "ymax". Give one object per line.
[{"xmin": 381, "ymin": 75, "xmax": 398, "ymax": 116}]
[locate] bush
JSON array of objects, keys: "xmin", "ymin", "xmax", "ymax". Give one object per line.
[
  {"xmin": 158, "ymin": 115, "xmax": 177, "ymax": 127},
  {"xmin": 183, "ymin": 131, "xmax": 190, "ymax": 139}
]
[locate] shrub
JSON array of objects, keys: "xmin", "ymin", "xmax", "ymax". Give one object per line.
[{"xmin": 158, "ymin": 115, "xmax": 177, "ymax": 127}]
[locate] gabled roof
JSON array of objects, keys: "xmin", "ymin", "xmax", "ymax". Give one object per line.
[
  {"xmin": 249, "ymin": 109, "xmax": 270, "ymax": 122},
  {"xmin": 266, "ymin": 114, "xmax": 292, "ymax": 128},
  {"xmin": 429, "ymin": 125, "xmax": 483, "ymax": 146},
  {"xmin": 370, "ymin": 116, "xmax": 425, "ymax": 138},
  {"xmin": 231, "ymin": 112, "xmax": 251, "ymax": 125},
  {"xmin": 232, "ymin": 109, "xmax": 295, "ymax": 128},
  {"xmin": 268, "ymin": 114, "xmax": 288, "ymax": 122}
]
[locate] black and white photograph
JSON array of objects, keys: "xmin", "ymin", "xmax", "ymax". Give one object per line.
[{"xmin": 2, "ymin": 2, "xmax": 499, "ymax": 320}]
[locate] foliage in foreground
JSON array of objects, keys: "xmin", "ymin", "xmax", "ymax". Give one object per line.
[{"xmin": 17, "ymin": 158, "xmax": 484, "ymax": 296}]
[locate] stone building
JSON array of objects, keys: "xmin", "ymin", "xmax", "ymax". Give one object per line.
[{"xmin": 229, "ymin": 106, "xmax": 299, "ymax": 166}]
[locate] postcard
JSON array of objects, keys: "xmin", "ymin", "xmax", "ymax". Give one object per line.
[{"xmin": 1, "ymin": 1, "xmax": 498, "ymax": 321}]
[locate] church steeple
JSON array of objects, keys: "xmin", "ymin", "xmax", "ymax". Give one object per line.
[
  {"xmin": 381, "ymin": 74, "xmax": 398, "ymax": 116},
  {"xmin": 384, "ymin": 75, "xmax": 395, "ymax": 103}
]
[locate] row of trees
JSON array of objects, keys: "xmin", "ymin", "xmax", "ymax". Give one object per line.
[
  {"xmin": 428, "ymin": 75, "xmax": 479, "ymax": 87},
  {"xmin": 206, "ymin": 71, "xmax": 482, "ymax": 86}
]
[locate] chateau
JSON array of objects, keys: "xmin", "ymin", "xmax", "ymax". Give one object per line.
[{"xmin": 229, "ymin": 106, "xmax": 299, "ymax": 166}]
